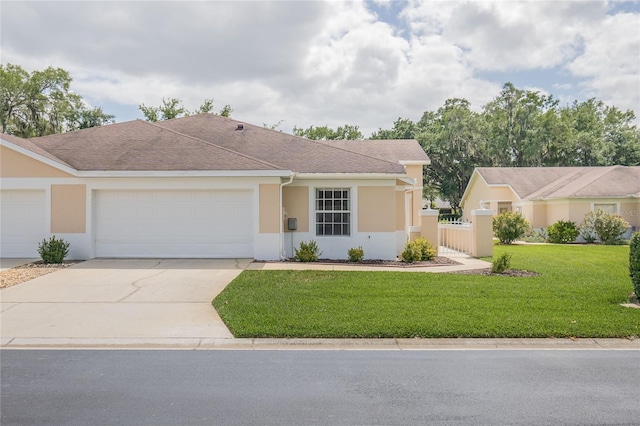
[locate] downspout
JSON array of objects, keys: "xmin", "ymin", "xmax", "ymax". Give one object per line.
[{"xmin": 279, "ymin": 173, "xmax": 295, "ymax": 260}]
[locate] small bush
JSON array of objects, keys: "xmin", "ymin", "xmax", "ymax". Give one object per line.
[
  {"xmin": 492, "ymin": 212, "xmax": 530, "ymax": 244},
  {"xmin": 491, "ymin": 252, "xmax": 512, "ymax": 274},
  {"xmin": 630, "ymin": 232, "xmax": 640, "ymax": 298},
  {"xmin": 294, "ymin": 240, "xmax": 322, "ymax": 262},
  {"xmin": 38, "ymin": 236, "xmax": 70, "ymax": 264},
  {"xmin": 400, "ymin": 241, "xmax": 422, "ymax": 263},
  {"xmin": 546, "ymin": 220, "xmax": 579, "ymax": 244},
  {"xmin": 413, "ymin": 237, "xmax": 437, "ymax": 261},
  {"xmin": 348, "ymin": 246, "xmax": 364, "ymax": 262},
  {"xmin": 521, "ymin": 228, "xmax": 547, "ymax": 243},
  {"xmin": 581, "ymin": 210, "xmax": 630, "ymax": 245},
  {"xmin": 400, "ymin": 237, "xmax": 436, "ymax": 263},
  {"xmin": 579, "ymin": 212, "xmax": 598, "ymax": 243}
]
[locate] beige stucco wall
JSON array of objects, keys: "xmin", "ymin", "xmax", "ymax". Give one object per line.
[
  {"xmin": 51, "ymin": 184, "xmax": 86, "ymax": 233},
  {"xmin": 0, "ymin": 146, "xmax": 72, "ymax": 178},
  {"xmin": 405, "ymin": 165, "xmax": 424, "ymax": 227},
  {"xmin": 259, "ymin": 184, "xmax": 280, "ymax": 234},
  {"xmin": 395, "ymin": 190, "xmax": 405, "ymax": 231},
  {"xmin": 621, "ymin": 201, "xmax": 640, "ymax": 228},
  {"xmin": 282, "ymin": 185, "xmax": 309, "ymax": 233},
  {"xmin": 522, "ymin": 201, "xmax": 547, "ymax": 229},
  {"xmin": 358, "ymin": 186, "xmax": 395, "ymax": 232},
  {"xmin": 462, "ymin": 177, "xmax": 490, "ymax": 218}
]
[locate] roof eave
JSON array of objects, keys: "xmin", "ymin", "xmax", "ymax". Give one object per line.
[
  {"xmin": 295, "ymin": 173, "xmax": 408, "ymax": 180},
  {"xmin": 399, "ymin": 160, "xmax": 431, "ymax": 166},
  {"xmin": 76, "ymin": 170, "xmax": 293, "ymax": 178}
]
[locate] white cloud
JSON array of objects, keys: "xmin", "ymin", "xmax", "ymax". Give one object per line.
[
  {"xmin": 1, "ymin": 0, "xmax": 638, "ymax": 134},
  {"xmin": 567, "ymin": 12, "xmax": 640, "ymax": 113}
]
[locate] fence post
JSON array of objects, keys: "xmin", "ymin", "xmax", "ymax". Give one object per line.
[
  {"xmin": 471, "ymin": 209, "xmax": 494, "ymax": 257},
  {"xmin": 420, "ymin": 209, "xmax": 439, "ymax": 248}
]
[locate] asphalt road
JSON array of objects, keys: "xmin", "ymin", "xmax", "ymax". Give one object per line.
[{"xmin": 2, "ymin": 350, "xmax": 639, "ymax": 425}]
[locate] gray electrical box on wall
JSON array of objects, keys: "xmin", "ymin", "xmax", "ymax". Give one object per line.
[{"xmin": 287, "ymin": 218, "xmax": 297, "ymax": 231}]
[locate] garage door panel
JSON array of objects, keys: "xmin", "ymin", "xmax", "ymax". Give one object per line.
[
  {"xmin": 95, "ymin": 190, "xmax": 254, "ymax": 258},
  {"xmin": 0, "ymin": 190, "xmax": 47, "ymax": 257}
]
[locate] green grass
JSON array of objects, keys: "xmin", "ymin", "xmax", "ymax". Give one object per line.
[{"xmin": 213, "ymin": 245, "xmax": 639, "ymax": 338}]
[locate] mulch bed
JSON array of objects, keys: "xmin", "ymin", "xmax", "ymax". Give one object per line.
[
  {"xmin": 275, "ymin": 256, "xmax": 462, "ymax": 268},
  {"xmin": 447, "ymin": 268, "xmax": 541, "ymax": 277}
]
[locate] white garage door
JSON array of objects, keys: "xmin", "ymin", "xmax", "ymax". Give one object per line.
[
  {"xmin": 95, "ymin": 190, "xmax": 254, "ymax": 258},
  {"xmin": 0, "ymin": 190, "xmax": 47, "ymax": 258}
]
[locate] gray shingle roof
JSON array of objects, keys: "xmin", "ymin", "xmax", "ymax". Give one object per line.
[
  {"xmin": 156, "ymin": 114, "xmax": 421, "ymax": 174},
  {"xmin": 476, "ymin": 166, "xmax": 640, "ymax": 199},
  {"xmin": 5, "ymin": 114, "xmax": 429, "ymax": 175},
  {"xmin": 25, "ymin": 120, "xmax": 279, "ymax": 171}
]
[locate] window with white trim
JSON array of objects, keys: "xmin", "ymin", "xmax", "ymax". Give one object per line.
[
  {"xmin": 315, "ymin": 188, "xmax": 350, "ymax": 236},
  {"xmin": 593, "ymin": 203, "xmax": 617, "ymax": 213}
]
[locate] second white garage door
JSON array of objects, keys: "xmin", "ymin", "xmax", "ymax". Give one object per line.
[
  {"xmin": 95, "ymin": 190, "xmax": 254, "ymax": 258},
  {"xmin": 0, "ymin": 190, "xmax": 47, "ymax": 258}
]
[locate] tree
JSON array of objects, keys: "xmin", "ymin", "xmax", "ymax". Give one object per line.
[
  {"xmin": 482, "ymin": 82, "xmax": 554, "ymax": 167},
  {"xmin": 0, "ymin": 63, "xmax": 114, "ymax": 137},
  {"xmin": 416, "ymin": 98, "xmax": 490, "ymax": 211},
  {"xmin": 139, "ymin": 98, "xmax": 232, "ymax": 121},
  {"xmin": 292, "ymin": 124, "xmax": 364, "ymax": 140},
  {"xmin": 370, "ymin": 118, "xmax": 419, "ymax": 139}
]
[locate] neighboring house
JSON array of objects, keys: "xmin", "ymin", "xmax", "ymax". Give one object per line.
[
  {"xmin": 460, "ymin": 166, "xmax": 640, "ymax": 232},
  {"xmin": 0, "ymin": 114, "xmax": 429, "ymax": 260}
]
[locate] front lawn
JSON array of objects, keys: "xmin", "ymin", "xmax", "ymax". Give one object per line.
[{"xmin": 213, "ymin": 245, "xmax": 639, "ymax": 338}]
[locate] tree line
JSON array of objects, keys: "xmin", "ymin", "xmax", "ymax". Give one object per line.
[
  {"xmin": 2, "ymin": 64, "xmax": 638, "ymax": 210},
  {"xmin": 295, "ymin": 83, "xmax": 640, "ymax": 210}
]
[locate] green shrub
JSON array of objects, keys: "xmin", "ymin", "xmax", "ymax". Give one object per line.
[
  {"xmin": 579, "ymin": 212, "xmax": 598, "ymax": 243},
  {"xmin": 37, "ymin": 236, "xmax": 70, "ymax": 264},
  {"xmin": 400, "ymin": 237, "xmax": 436, "ymax": 263},
  {"xmin": 630, "ymin": 232, "xmax": 640, "ymax": 297},
  {"xmin": 581, "ymin": 210, "xmax": 630, "ymax": 245},
  {"xmin": 413, "ymin": 237, "xmax": 437, "ymax": 260},
  {"xmin": 400, "ymin": 241, "xmax": 422, "ymax": 263},
  {"xmin": 492, "ymin": 212, "xmax": 530, "ymax": 244},
  {"xmin": 348, "ymin": 246, "xmax": 364, "ymax": 262},
  {"xmin": 521, "ymin": 228, "xmax": 547, "ymax": 243},
  {"xmin": 491, "ymin": 252, "xmax": 512, "ymax": 274},
  {"xmin": 294, "ymin": 240, "xmax": 322, "ymax": 262},
  {"xmin": 546, "ymin": 220, "xmax": 579, "ymax": 244}
]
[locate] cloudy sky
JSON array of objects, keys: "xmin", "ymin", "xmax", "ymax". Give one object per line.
[{"xmin": 2, "ymin": 0, "xmax": 639, "ymax": 135}]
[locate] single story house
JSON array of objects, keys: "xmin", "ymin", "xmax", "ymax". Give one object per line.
[
  {"xmin": 460, "ymin": 166, "xmax": 640, "ymax": 232},
  {"xmin": 0, "ymin": 114, "xmax": 429, "ymax": 260}
]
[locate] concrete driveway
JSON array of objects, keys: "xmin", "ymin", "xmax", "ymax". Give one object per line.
[{"xmin": 1, "ymin": 259, "xmax": 250, "ymax": 345}]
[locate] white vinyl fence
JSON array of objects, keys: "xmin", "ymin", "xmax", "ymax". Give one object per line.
[{"xmin": 438, "ymin": 219, "xmax": 473, "ymax": 256}]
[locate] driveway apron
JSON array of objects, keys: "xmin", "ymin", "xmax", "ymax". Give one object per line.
[{"xmin": 0, "ymin": 259, "xmax": 249, "ymax": 341}]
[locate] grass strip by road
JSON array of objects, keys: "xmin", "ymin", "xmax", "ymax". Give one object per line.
[{"xmin": 213, "ymin": 245, "xmax": 639, "ymax": 338}]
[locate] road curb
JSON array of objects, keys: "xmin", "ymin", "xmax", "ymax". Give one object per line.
[{"xmin": 2, "ymin": 337, "xmax": 639, "ymax": 350}]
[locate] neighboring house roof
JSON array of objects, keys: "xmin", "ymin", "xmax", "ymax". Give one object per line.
[
  {"xmin": 471, "ymin": 166, "xmax": 640, "ymax": 200},
  {"xmin": 2, "ymin": 114, "xmax": 430, "ymax": 175}
]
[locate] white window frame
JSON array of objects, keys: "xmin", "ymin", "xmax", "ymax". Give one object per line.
[
  {"xmin": 315, "ymin": 188, "xmax": 351, "ymax": 236},
  {"xmin": 592, "ymin": 202, "xmax": 619, "ymax": 214}
]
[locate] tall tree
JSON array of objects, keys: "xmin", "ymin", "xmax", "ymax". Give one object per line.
[
  {"xmin": 139, "ymin": 98, "xmax": 232, "ymax": 122},
  {"xmin": 482, "ymin": 82, "xmax": 554, "ymax": 167},
  {"xmin": 417, "ymin": 98, "xmax": 489, "ymax": 211},
  {"xmin": 0, "ymin": 63, "xmax": 114, "ymax": 137}
]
